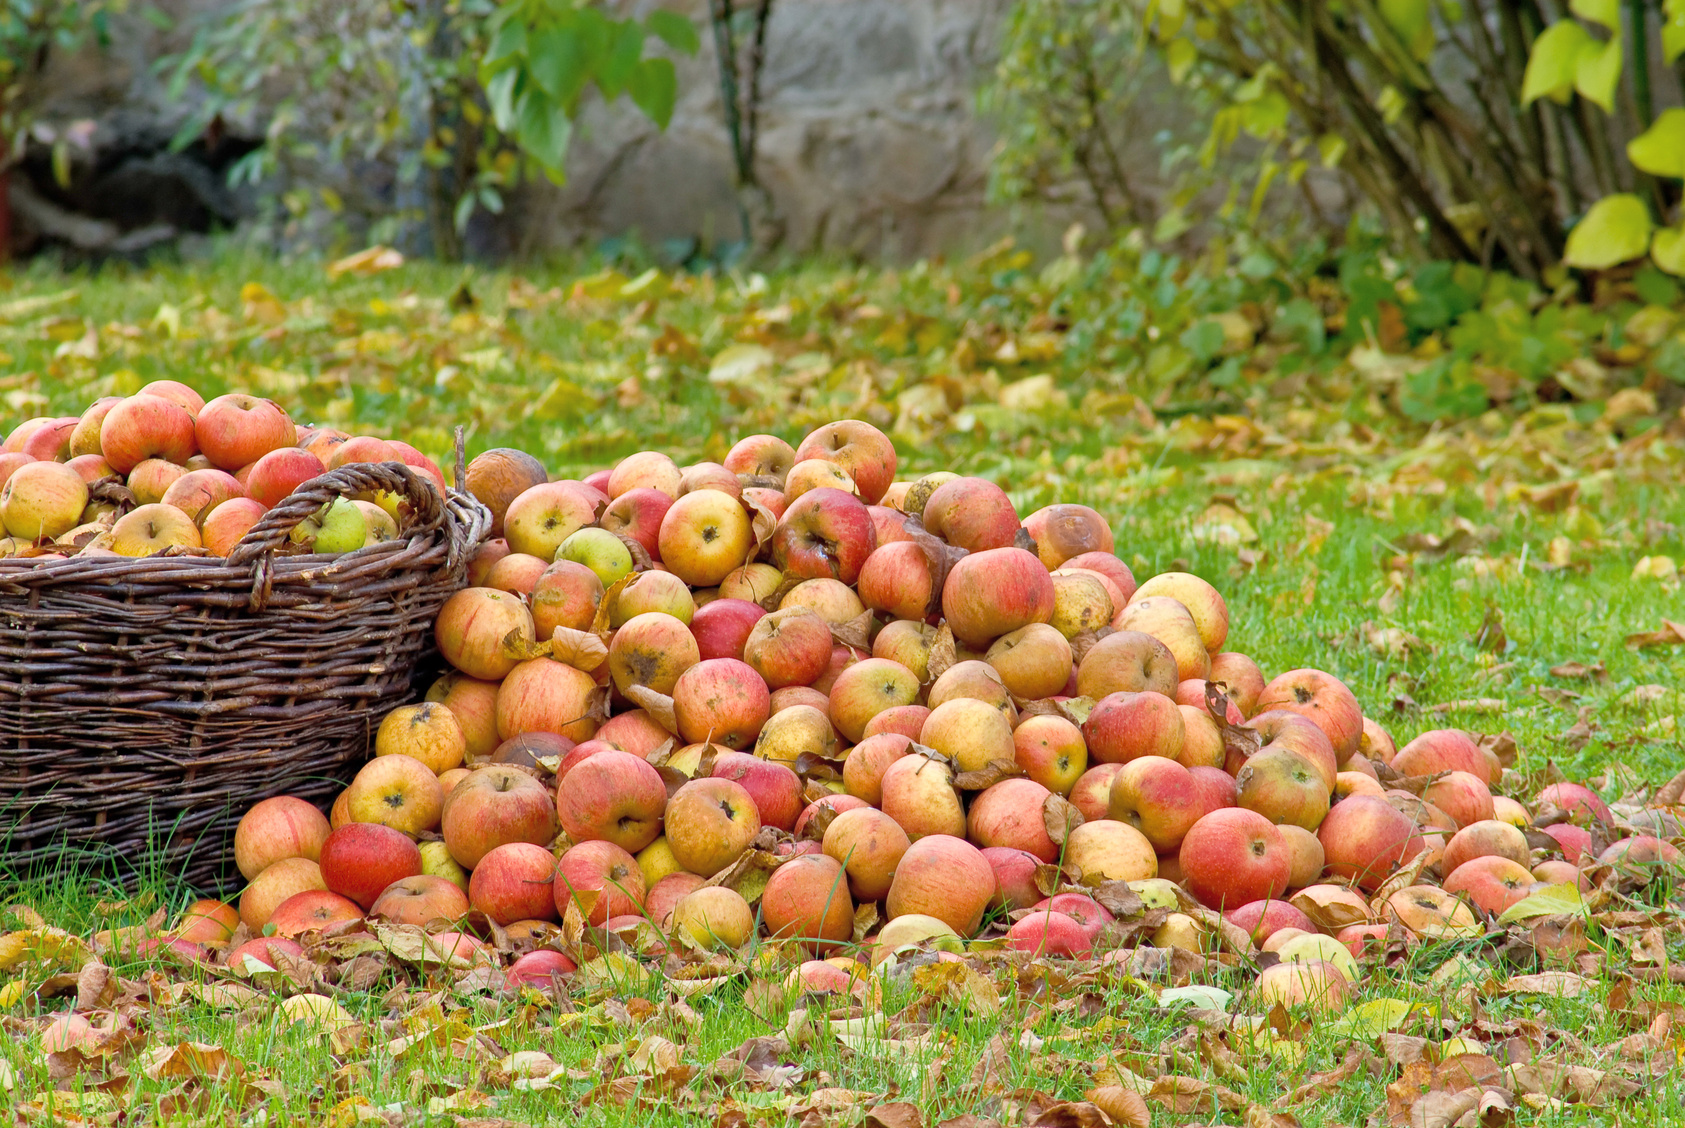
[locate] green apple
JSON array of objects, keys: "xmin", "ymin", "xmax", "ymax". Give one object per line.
[
  {"xmin": 290, "ymin": 498, "xmax": 368, "ymax": 554},
  {"xmin": 556, "ymin": 526, "xmax": 634, "ymax": 586},
  {"xmin": 419, "ymin": 840, "xmax": 470, "ymax": 894}
]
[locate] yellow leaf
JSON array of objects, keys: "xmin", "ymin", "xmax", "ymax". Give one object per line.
[
  {"xmin": 1653, "ymin": 223, "xmax": 1685, "ymax": 276},
  {"xmin": 1564, "ymin": 194, "xmax": 1653, "ymax": 269},
  {"xmin": 1496, "ymin": 882, "xmax": 1587, "ymax": 924},
  {"xmin": 326, "ymin": 246, "xmax": 405, "ymax": 280}
]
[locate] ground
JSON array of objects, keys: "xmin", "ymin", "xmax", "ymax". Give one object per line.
[{"xmin": 1, "ymin": 242, "xmax": 1684, "ymax": 1126}]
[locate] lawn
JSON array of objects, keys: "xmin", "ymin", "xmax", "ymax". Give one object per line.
[{"xmin": 2, "ymin": 242, "xmax": 1684, "ymax": 1126}]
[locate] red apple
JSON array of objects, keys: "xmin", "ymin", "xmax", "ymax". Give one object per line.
[
  {"xmin": 555, "ymin": 750, "xmax": 666, "ymax": 853},
  {"xmin": 921, "ymin": 476, "xmax": 1020, "ymax": 552},
  {"xmin": 1254, "ymin": 669, "xmax": 1364, "ymax": 758},
  {"xmin": 370, "ymin": 874, "xmax": 470, "ymax": 928},
  {"xmin": 267, "ymin": 890, "xmax": 363, "ymax": 937},
  {"xmin": 1420, "ymin": 771, "xmax": 1495, "ymax": 829},
  {"xmin": 857, "ymin": 541, "xmax": 934, "ymax": 620},
  {"xmin": 504, "ymin": 481, "xmax": 599, "ymax": 560},
  {"xmin": 1440, "ymin": 819, "xmax": 1532, "ymax": 874},
  {"xmin": 440, "ymin": 764, "xmax": 557, "ymax": 869},
  {"xmin": 795, "ymin": 420, "xmax": 896, "ymax": 504},
  {"xmin": 863, "ymin": 703, "xmax": 932, "ymax": 742},
  {"xmin": 100, "ymin": 395, "xmax": 197, "ymax": 474},
  {"xmin": 608, "ymin": 611, "xmax": 701, "ymax": 696},
  {"xmin": 658, "ymin": 488, "xmax": 754, "ymax": 587},
  {"xmin": 761, "ymin": 854, "xmax": 855, "ymax": 952},
  {"xmin": 1178, "ymin": 808, "xmax": 1290, "ymax": 909},
  {"xmin": 822, "ymin": 807, "xmax": 912, "ymax": 901},
  {"xmin": 318, "ymin": 823, "xmax": 423, "ymax": 910},
  {"xmin": 743, "ymin": 607, "xmax": 832, "ymax": 689},
  {"xmin": 967, "ymin": 778, "xmax": 1059, "ymax": 862},
  {"xmin": 468, "ymin": 842, "xmax": 559, "ymax": 924},
  {"xmin": 496, "ymin": 657, "xmax": 600, "ymax": 744},
  {"xmin": 1317, "ymin": 795, "xmax": 1424, "ymax": 891},
  {"xmin": 554, "ymin": 840, "xmax": 645, "ymax": 926},
  {"xmin": 885, "ymin": 834, "xmax": 993, "ymax": 936},
  {"xmin": 1444, "ymin": 855, "xmax": 1535, "ymax": 916},
  {"xmin": 1013, "ymin": 714, "xmax": 1088, "ymax": 795},
  {"xmin": 1108, "ymin": 755, "xmax": 1205, "ymax": 853},
  {"xmin": 1083, "ymin": 690, "xmax": 1185, "ymax": 764},
  {"xmin": 941, "ymin": 546, "xmax": 1055, "ymax": 647},
  {"xmin": 769, "ymin": 486, "xmax": 878, "ymax": 584},
  {"xmin": 506, "ymin": 949, "xmax": 578, "ymax": 990},
  {"xmin": 194, "ymin": 395, "xmax": 293, "ymax": 470},
  {"xmin": 711, "ymin": 751, "xmax": 803, "ymax": 832},
  {"xmin": 1535, "ymin": 782, "xmax": 1611, "ymax": 826},
  {"xmin": 1225, "ymin": 899, "xmax": 1314, "ymax": 947},
  {"xmin": 1033, "ymin": 891, "xmax": 1115, "ymax": 940},
  {"xmin": 234, "ymin": 795, "xmax": 331, "ymax": 881},
  {"xmin": 841, "ymin": 732, "xmax": 914, "ymax": 807},
  {"xmin": 684, "ymin": 599, "xmax": 763, "ymax": 666},
  {"xmin": 982, "ymin": 846, "xmax": 1043, "ymax": 911},
  {"xmin": 1207, "ymin": 652, "xmax": 1265, "ymax": 717},
  {"xmin": 672, "ymin": 658, "xmax": 770, "ymax": 749},
  {"xmin": 1006, "ymin": 911, "xmax": 1091, "ymax": 957},
  {"xmin": 725, "ymin": 434, "xmax": 796, "ymax": 480},
  {"xmin": 608, "ymin": 450, "xmax": 682, "ymax": 499},
  {"xmin": 1234, "ymin": 746, "xmax": 1331, "ymax": 831},
  {"xmin": 1541, "ymin": 823, "xmax": 1593, "ymax": 864},
  {"xmin": 879, "ymin": 752, "xmax": 966, "ymax": 840},
  {"xmin": 1021, "ymin": 504, "xmax": 1114, "ymax": 570},
  {"xmin": 1076, "ymin": 630, "xmax": 1178, "ymax": 699},
  {"xmin": 1069, "ymin": 764, "xmax": 1126, "ymax": 823}
]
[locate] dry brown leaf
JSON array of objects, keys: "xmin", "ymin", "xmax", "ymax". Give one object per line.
[
  {"xmin": 1500, "ymin": 972, "xmax": 1590, "ymax": 997},
  {"xmin": 550, "ymin": 627, "xmax": 608, "ymax": 672},
  {"xmin": 1281, "ymin": 1046, "xmax": 1377, "ymax": 1105},
  {"xmin": 1085, "ymin": 1086, "xmax": 1149, "ymax": 1128},
  {"xmin": 624, "ymin": 685, "xmax": 678, "ymax": 734},
  {"xmin": 927, "ymin": 621, "xmax": 959, "ymax": 683},
  {"xmin": 1043, "ymin": 794, "xmax": 1085, "ymax": 847},
  {"xmin": 1625, "ymin": 620, "xmax": 1685, "ymax": 650},
  {"xmin": 1029, "ymin": 1102, "xmax": 1109, "ymax": 1128},
  {"xmin": 865, "ymin": 1102, "xmax": 925, "ymax": 1128}
]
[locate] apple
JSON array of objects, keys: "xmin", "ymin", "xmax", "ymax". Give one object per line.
[
  {"xmin": 506, "ymin": 949, "xmax": 578, "ymax": 990},
  {"xmin": 226, "ymin": 935, "xmax": 307, "ymax": 974},
  {"xmin": 267, "ymin": 890, "xmax": 363, "ymax": 937},
  {"xmin": 823, "ymin": 807, "xmax": 912, "ymax": 901},
  {"xmin": 1062, "ymin": 551, "xmax": 1136, "ymax": 603},
  {"xmin": 981, "ymin": 846, "xmax": 1043, "ymax": 911},
  {"xmin": 1176, "ymin": 705, "xmax": 1225, "ymax": 770},
  {"xmin": 1441, "ymin": 819, "xmax": 1532, "ymax": 874},
  {"xmin": 1179, "ymin": 808, "xmax": 1290, "ymax": 909},
  {"xmin": 671, "ymin": 887, "xmax": 756, "ymax": 951},
  {"xmin": 1274, "ymin": 933, "xmax": 1361, "ymax": 984},
  {"xmin": 608, "ymin": 450, "xmax": 683, "ymax": 499},
  {"xmin": 237, "ymin": 857, "xmax": 326, "ymax": 933},
  {"xmin": 711, "ymin": 751, "xmax": 803, "ymax": 832},
  {"xmin": 724, "ymin": 434, "xmax": 796, "ymax": 480},
  {"xmin": 828, "ymin": 658, "xmax": 919, "ymax": 743},
  {"xmin": 1063, "ymin": 819, "xmax": 1158, "ymax": 883},
  {"xmin": 135, "ymin": 379, "xmax": 203, "ymax": 416},
  {"xmin": 646, "ymin": 872, "xmax": 708, "ymax": 927},
  {"xmin": 762, "ymin": 853, "xmax": 856, "ymax": 952},
  {"xmin": 1317, "ymin": 795, "xmax": 1424, "ymax": 891},
  {"xmin": 158, "ymin": 468, "xmax": 245, "ymax": 525},
  {"xmin": 1047, "ymin": 570, "xmax": 1115, "ymax": 640},
  {"xmin": 941, "ymin": 547, "xmax": 1055, "ymax": 647},
  {"xmin": 1392, "ymin": 729, "xmax": 1490, "ymax": 782},
  {"xmin": 483, "ymin": 552, "xmax": 549, "ymax": 597},
  {"xmin": 927, "ymin": 660, "xmax": 1015, "ymax": 718},
  {"xmin": 678, "ymin": 461, "xmax": 744, "ymax": 501},
  {"xmin": 795, "ymin": 420, "xmax": 896, "ymax": 504},
  {"xmin": 1234, "ymin": 747, "xmax": 1331, "ymax": 831},
  {"xmin": 289, "ymin": 496, "xmax": 367, "ymax": 553},
  {"xmin": 1069, "ymin": 764, "xmax": 1126, "ymax": 822},
  {"xmin": 1276, "ymin": 824, "xmax": 1325, "ymax": 888},
  {"xmin": 742, "ymin": 486, "xmax": 787, "ymax": 520},
  {"xmin": 1206, "ymin": 652, "xmax": 1265, "ymax": 717},
  {"xmin": 1420, "ymin": 771, "xmax": 1495, "ymax": 829},
  {"xmin": 318, "ymin": 823, "xmax": 423, "ymax": 909},
  {"xmin": 769, "ymin": 486, "xmax": 878, "ymax": 584},
  {"xmin": 376, "ymin": 702, "xmax": 467, "ymax": 774},
  {"xmin": 612, "ymin": 570, "xmax": 694, "ymax": 628},
  {"xmin": 597, "ymin": 487, "xmax": 673, "ymax": 563},
  {"xmin": 1535, "ymin": 782, "xmax": 1612, "ymax": 826},
  {"xmin": 238, "ymin": 449, "xmax": 319, "ymax": 511},
  {"xmin": 1076, "ymin": 630, "xmax": 1178, "ymax": 699},
  {"xmin": 784, "ymin": 458, "xmax": 860, "ymax": 502},
  {"xmin": 1226, "ymin": 899, "xmax": 1314, "ymax": 947},
  {"xmin": 1540, "ymin": 823, "xmax": 1593, "ymax": 864},
  {"xmin": 234, "ymin": 795, "xmax": 331, "ymax": 881},
  {"xmin": 503, "ymin": 482, "xmax": 597, "ymax": 560},
  {"xmin": 769, "ymin": 685, "xmax": 832, "ymax": 717},
  {"xmin": 434, "ymin": 587, "xmax": 536, "ymax": 681},
  {"xmin": 1131, "ymin": 572, "xmax": 1228, "ymax": 652},
  {"xmin": 777, "ymin": 578, "xmax": 864, "ymax": 626},
  {"xmin": 1359, "ymin": 717, "xmax": 1397, "ymax": 765},
  {"xmin": 1254, "ymin": 669, "xmax": 1364, "ymax": 758},
  {"xmin": 524, "ymin": 561, "xmax": 603, "ymax": 638},
  {"xmin": 370, "ymin": 874, "xmax": 470, "ymax": 927},
  {"xmin": 1117, "ymin": 596, "xmax": 1208, "ymax": 682},
  {"xmin": 66, "ymin": 398, "xmax": 123, "ymax": 458},
  {"xmin": 345, "ymin": 754, "xmax": 444, "ymax": 835},
  {"xmin": 921, "ymin": 476, "xmax": 1020, "ymax": 551},
  {"xmin": 879, "ymin": 752, "xmax": 966, "ymax": 840},
  {"xmin": 856, "ymin": 541, "xmax": 934, "ymax": 620},
  {"xmin": 1109, "ymin": 755, "xmax": 1205, "ymax": 853},
  {"xmin": 841, "ymin": 732, "xmax": 914, "ymax": 806},
  {"xmin": 652, "ymin": 488, "xmax": 750, "ymax": 587},
  {"xmin": 428, "ymin": 674, "xmax": 502, "ymax": 759},
  {"xmin": 1597, "ymin": 836, "xmax": 1684, "ymax": 883},
  {"xmin": 463, "ymin": 448, "xmax": 549, "ymax": 538},
  {"xmin": 191, "ymin": 394, "xmax": 292, "ymax": 470},
  {"xmin": 608, "ymin": 611, "xmax": 701, "ymax": 696},
  {"xmin": 1007, "ymin": 911, "xmax": 1091, "ymax": 957},
  {"xmin": 870, "ymin": 913, "xmax": 965, "ymax": 966},
  {"xmin": 966, "ymin": 778, "xmax": 1059, "ymax": 861},
  {"xmin": 555, "ymin": 840, "xmax": 645, "ymax": 926},
  {"xmin": 173, "ymin": 899, "xmax": 240, "ymax": 944},
  {"xmin": 986, "ymin": 623, "xmax": 1073, "ymax": 700},
  {"xmin": 467, "ymin": 842, "xmax": 558, "ymax": 924},
  {"xmin": 1021, "ymin": 504, "xmax": 1114, "ymax": 569},
  {"xmin": 743, "ymin": 607, "xmax": 832, "ymax": 689},
  {"xmin": 555, "ymin": 749, "xmax": 667, "ymax": 852},
  {"xmin": 718, "ymin": 563, "xmax": 782, "ymax": 605},
  {"xmin": 1013, "ymin": 715, "xmax": 1088, "ymax": 795},
  {"xmin": 688, "ymin": 597, "xmax": 766, "ymax": 663},
  {"xmin": 1034, "ymin": 892, "xmax": 1115, "ymax": 942},
  {"xmin": 812, "ymin": 642, "xmax": 865, "ymax": 695},
  {"xmin": 0, "ymin": 461, "xmax": 89, "ymax": 540},
  {"xmin": 1385, "ymin": 885, "xmax": 1481, "ymax": 939},
  {"xmin": 665, "ymin": 777, "xmax": 761, "ymax": 876},
  {"xmin": 793, "ymin": 794, "xmax": 870, "ymax": 837},
  {"xmin": 921, "ymin": 698, "xmax": 1015, "ymax": 773},
  {"xmin": 440, "ymin": 764, "xmax": 557, "ymax": 868},
  {"xmin": 665, "ymin": 658, "xmax": 770, "ymax": 751},
  {"xmin": 863, "ymin": 704, "xmax": 931, "ymax": 741},
  {"xmin": 755, "ymin": 703, "xmax": 841, "ymax": 766},
  {"xmin": 1444, "ymin": 856, "xmax": 1535, "ymax": 916},
  {"xmin": 1492, "ymin": 795, "xmax": 1531, "ymax": 827},
  {"xmin": 867, "ymin": 505, "xmax": 909, "ymax": 547},
  {"xmin": 884, "ymin": 834, "xmax": 992, "ymax": 936},
  {"xmin": 496, "ymin": 657, "xmax": 600, "ymax": 744},
  {"xmin": 100, "ymin": 395, "xmax": 197, "ymax": 474},
  {"xmin": 1244, "ymin": 711, "xmax": 1339, "ymax": 790},
  {"xmin": 591, "ymin": 709, "xmax": 669, "ymax": 757},
  {"xmin": 1082, "ymin": 690, "xmax": 1185, "ymax": 764}
]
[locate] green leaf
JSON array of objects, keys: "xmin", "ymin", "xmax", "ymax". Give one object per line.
[
  {"xmin": 1165, "ymin": 36, "xmax": 1197, "ymax": 82},
  {"xmin": 595, "ymin": 20, "xmax": 646, "ymax": 99},
  {"xmin": 485, "ymin": 67, "xmax": 521, "ymax": 132},
  {"xmin": 485, "ymin": 12, "xmax": 527, "ymax": 66},
  {"xmin": 1654, "ymin": 223, "xmax": 1685, "ymax": 276},
  {"xmin": 1565, "ymin": 193, "xmax": 1654, "ymax": 269},
  {"xmin": 1574, "ymin": 32, "xmax": 1622, "ymax": 113},
  {"xmin": 528, "ymin": 23, "xmax": 587, "ymax": 103},
  {"xmin": 1570, "ymin": 0, "xmax": 1619, "ymax": 27},
  {"xmin": 629, "ymin": 58, "xmax": 678, "ymax": 129},
  {"xmin": 1378, "ymin": 0, "xmax": 1435, "ymax": 60},
  {"xmin": 646, "ymin": 10, "xmax": 700, "ymax": 55},
  {"xmin": 1327, "ymin": 998, "xmax": 1437, "ymax": 1038},
  {"xmin": 1496, "ymin": 882, "xmax": 1586, "ymax": 924},
  {"xmin": 1627, "ymin": 109, "xmax": 1685, "ymax": 178},
  {"xmin": 1521, "ymin": 20, "xmax": 1593, "ymax": 105},
  {"xmin": 516, "ymin": 91, "xmax": 572, "ymax": 175}
]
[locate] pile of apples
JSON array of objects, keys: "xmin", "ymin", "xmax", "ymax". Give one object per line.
[
  {"xmin": 0, "ymin": 383, "xmax": 447, "ymax": 559},
  {"xmin": 194, "ymin": 420, "xmax": 1679, "ymax": 1005}
]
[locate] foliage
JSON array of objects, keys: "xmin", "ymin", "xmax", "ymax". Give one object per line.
[
  {"xmin": 0, "ymin": 0, "xmax": 121, "ymax": 176},
  {"xmin": 165, "ymin": 0, "xmax": 696, "ymax": 258},
  {"xmin": 1014, "ymin": 0, "xmax": 1685, "ymax": 282}
]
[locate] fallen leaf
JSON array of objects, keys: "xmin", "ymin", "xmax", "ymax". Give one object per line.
[
  {"xmin": 1624, "ymin": 620, "xmax": 1685, "ymax": 649},
  {"xmin": 1500, "ymin": 972, "xmax": 1590, "ymax": 998}
]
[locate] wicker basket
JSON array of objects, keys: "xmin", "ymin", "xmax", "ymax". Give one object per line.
[{"xmin": 0, "ymin": 458, "xmax": 490, "ymax": 891}]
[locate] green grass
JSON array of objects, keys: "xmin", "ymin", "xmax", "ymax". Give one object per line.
[{"xmin": 3, "ymin": 243, "xmax": 1685, "ymax": 1125}]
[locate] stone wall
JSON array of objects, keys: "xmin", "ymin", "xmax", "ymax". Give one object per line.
[{"xmin": 13, "ymin": 0, "xmax": 1093, "ymax": 260}]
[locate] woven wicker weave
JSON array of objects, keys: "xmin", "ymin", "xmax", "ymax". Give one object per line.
[{"xmin": 0, "ymin": 458, "xmax": 490, "ymax": 891}]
